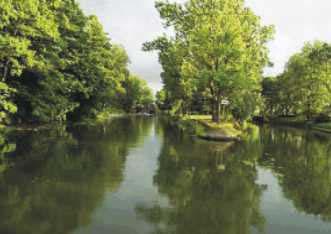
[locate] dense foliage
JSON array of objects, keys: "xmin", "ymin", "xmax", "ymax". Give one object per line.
[
  {"xmin": 262, "ymin": 41, "xmax": 331, "ymax": 121},
  {"xmin": 117, "ymin": 75, "xmax": 154, "ymax": 113},
  {"xmin": 0, "ymin": 0, "xmax": 153, "ymax": 124},
  {"xmin": 144, "ymin": 0, "xmax": 274, "ymax": 122}
]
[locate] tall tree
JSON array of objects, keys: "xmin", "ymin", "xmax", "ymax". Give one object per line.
[
  {"xmin": 264, "ymin": 41, "xmax": 331, "ymax": 120},
  {"xmin": 143, "ymin": 37, "xmax": 194, "ymax": 115},
  {"xmin": 145, "ymin": 0, "xmax": 274, "ymax": 122},
  {"xmin": 0, "ymin": 0, "xmax": 59, "ymax": 122},
  {"xmin": 0, "ymin": 0, "xmax": 149, "ymax": 124},
  {"xmin": 117, "ymin": 75, "xmax": 154, "ymax": 113}
]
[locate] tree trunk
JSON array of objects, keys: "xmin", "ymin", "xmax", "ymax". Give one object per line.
[
  {"xmin": 2, "ymin": 60, "xmax": 10, "ymax": 82},
  {"xmin": 212, "ymin": 98, "xmax": 220, "ymax": 123}
]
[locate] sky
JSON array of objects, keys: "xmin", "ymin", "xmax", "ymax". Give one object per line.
[{"xmin": 78, "ymin": 0, "xmax": 331, "ymax": 92}]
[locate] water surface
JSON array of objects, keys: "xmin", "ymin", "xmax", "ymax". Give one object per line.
[{"xmin": 1, "ymin": 117, "xmax": 331, "ymax": 234}]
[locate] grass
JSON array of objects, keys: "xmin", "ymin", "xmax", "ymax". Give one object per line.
[
  {"xmin": 198, "ymin": 120, "xmax": 242, "ymax": 137},
  {"xmin": 75, "ymin": 109, "xmax": 125, "ymax": 126},
  {"xmin": 182, "ymin": 114, "xmax": 331, "ymax": 136},
  {"xmin": 96, "ymin": 111, "xmax": 124, "ymax": 122},
  {"xmin": 311, "ymin": 122, "xmax": 331, "ymax": 133},
  {"xmin": 269, "ymin": 115, "xmax": 307, "ymax": 127},
  {"xmin": 270, "ymin": 115, "xmax": 331, "ymax": 134},
  {"xmin": 181, "ymin": 115, "xmax": 242, "ymax": 137},
  {"xmin": 185, "ymin": 115, "xmax": 211, "ymax": 120}
]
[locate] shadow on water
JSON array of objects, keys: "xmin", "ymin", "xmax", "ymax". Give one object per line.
[{"xmin": 0, "ymin": 117, "xmax": 153, "ymax": 234}]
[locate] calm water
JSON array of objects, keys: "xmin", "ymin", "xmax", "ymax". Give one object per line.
[{"xmin": 1, "ymin": 117, "xmax": 331, "ymax": 234}]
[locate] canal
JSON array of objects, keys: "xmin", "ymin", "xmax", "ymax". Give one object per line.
[{"xmin": 0, "ymin": 117, "xmax": 331, "ymax": 234}]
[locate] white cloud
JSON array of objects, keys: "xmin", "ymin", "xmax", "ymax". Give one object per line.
[{"xmin": 247, "ymin": 0, "xmax": 331, "ymax": 75}]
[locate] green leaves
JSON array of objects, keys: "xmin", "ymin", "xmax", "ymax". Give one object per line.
[
  {"xmin": 146, "ymin": 0, "xmax": 273, "ymax": 121},
  {"xmin": 0, "ymin": 0, "xmax": 149, "ymax": 124},
  {"xmin": 263, "ymin": 41, "xmax": 331, "ymax": 119},
  {"xmin": 0, "ymin": 82, "xmax": 16, "ymax": 123},
  {"xmin": 117, "ymin": 75, "xmax": 154, "ymax": 113}
]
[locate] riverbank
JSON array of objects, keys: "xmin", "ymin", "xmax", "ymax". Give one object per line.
[
  {"xmin": 264, "ymin": 116, "xmax": 331, "ymax": 134},
  {"xmin": 170, "ymin": 115, "xmax": 242, "ymax": 142},
  {"xmin": 0, "ymin": 111, "xmax": 126, "ymax": 132},
  {"xmin": 0, "ymin": 111, "xmax": 156, "ymax": 133},
  {"xmin": 310, "ymin": 123, "xmax": 331, "ymax": 133}
]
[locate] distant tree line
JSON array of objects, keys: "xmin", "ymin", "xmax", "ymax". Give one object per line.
[
  {"xmin": 262, "ymin": 41, "xmax": 331, "ymax": 121},
  {"xmin": 0, "ymin": 0, "xmax": 153, "ymax": 125}
]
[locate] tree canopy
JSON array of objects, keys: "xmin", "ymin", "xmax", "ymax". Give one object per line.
[
  {"xmin": 145, "ymin": 0, "xmax": 274, "ymax": 122},
  {"xmin": 0, "ymin": 0, "xmax": 153, "ymax": 124},
  {"xmin": 262, "ymin": 41, "xmax": 331, "ymax": 120},
  {"xmin": 117, "ymin": 74, "xmax": 154, "ymax": 113}
]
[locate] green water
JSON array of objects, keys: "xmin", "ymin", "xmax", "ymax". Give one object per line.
[{"xmin": 1, "ymin": 117, "xmax": 331, "ymax": 234}]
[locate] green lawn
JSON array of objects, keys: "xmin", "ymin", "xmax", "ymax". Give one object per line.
[
  {"xmin": 185, "ymin": 115, "xmax": 212, "ymax": 120},
  {"xmin": 183, "ymin": 115, "xmax": 242, "ymax": 137},
  {"xmin": 312, "ymin": 122, "xmax": 331, "ymax": 133}
]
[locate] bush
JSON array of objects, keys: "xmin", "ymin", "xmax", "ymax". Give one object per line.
[{"xmin": 315, "ymin": 113, "xmax": 331, "ymax": 123}]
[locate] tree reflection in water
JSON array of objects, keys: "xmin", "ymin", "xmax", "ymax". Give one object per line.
[
  {"xmin": 136, "ymin": 121, "xmax": 266, "ymax": 234},
  {"xmin": 1, "ymin": 118, "xmax": 331, "ymax": 234},
  {"xmin": 0, "ymin": 117, "xmax": 152, "ymax": 234},
  {"xmin": 259, "ymin": 127, "xmax": 331, "ymax": 221}
]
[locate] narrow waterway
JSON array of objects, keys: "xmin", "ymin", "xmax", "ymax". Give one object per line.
[{"xmin": 0, "ymin": 117, "xmax": 331, "ymax": 234}]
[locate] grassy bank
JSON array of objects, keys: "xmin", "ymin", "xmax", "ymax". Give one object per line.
[
  {"xmin": 75, "ymin": 110, "xmax": 125, "ymax": 127},
  {"xmin": 0, "ymin": 108, "xmax": 126, "ymax": 131},
  {"xmin": 268, "ymin": 116, "xmax": 307, "ymax": 127},
  {"xmin": 311, "ymin": 122, "xmax": 331, "ymax": 133},
  {"xmin": 267, "ymin": 116, "xmax": 331, "ymax": 134},
  {"xmin": 172, "ymin": 115, "xmax": 243, "ymax": 141}
]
